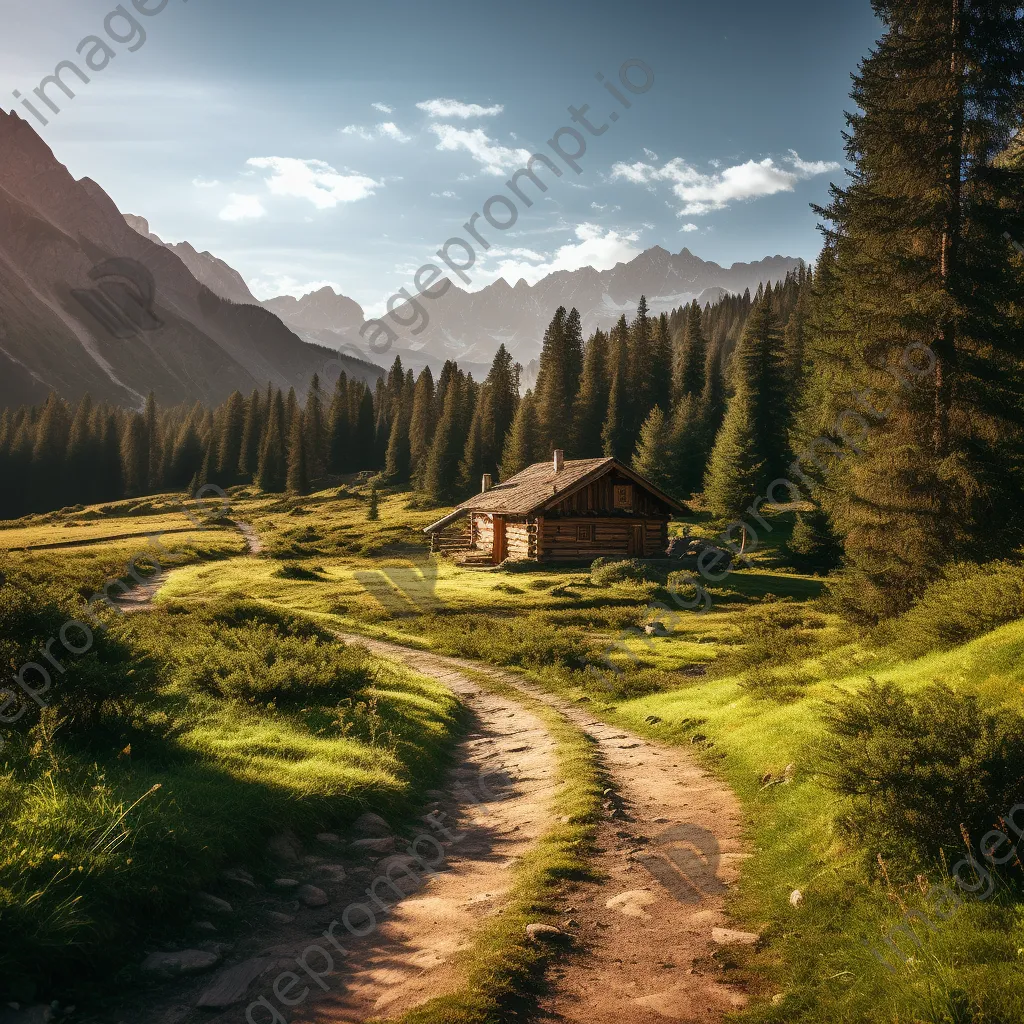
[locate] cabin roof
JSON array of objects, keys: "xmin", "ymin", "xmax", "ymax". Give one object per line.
[{"xmin": 423, "ymin": 457, "xmax": 687, "ymax": 532}]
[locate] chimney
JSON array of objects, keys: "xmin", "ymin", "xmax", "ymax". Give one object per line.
[
  {"xmin": 553, "ymin": 449, "xmax": 564, "ymax": 473},
  {"xmin": 481, "ymin": 473, "xmax": 493, "ymax": 492}
]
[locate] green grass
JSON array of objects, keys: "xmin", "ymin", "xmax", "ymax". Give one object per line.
[
  {"xmin": 0, "ymin": 499, "xmax": 465, "ymax": 1004},
  {"xmin": 7, "ymin": 483, "xmax": 1024, "ymax": 1022}
]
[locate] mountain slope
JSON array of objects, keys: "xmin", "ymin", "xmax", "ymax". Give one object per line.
[
  {"xmin": 259, "ymin": 246, "xmax": 805, "ymax": 370},
  {"xmin": 0, "ymin": 111, "xmax": 383, "ymax": 409}
]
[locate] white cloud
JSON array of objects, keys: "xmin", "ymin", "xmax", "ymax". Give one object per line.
[
  {"xmin": 371, "ymin": 102, "xmax": 394, "ymax": 114},
  {"xmin": 430, "ymin": 125, "xmax": 530, "ymax": 176},
  {"xmin": 430, "ymin": 190, "xmax": 459, "ymax": 199},
  {"xmin": 192, "ymin": 176, "xmax": 220, "ymax": 188},
  {"xmin": 376, "ymin": 121, "xmax": 411, "ymax": 142},
  {"xmin": 479, "ymin": 223, "xmax": 642, "ymax": 288},
  {"xmin": 787, "ymin": 149, "xmax": 840, "ymax": 175},
  {"xmin": 591, "ymin": 201, "xmax": 621, "ymax": 213},
  {"xmin": 643, "ymin": 148, "xmax": 659, "ymax": 160},
  {"xmin": 680, "ymin": 222, "xmax": 700, "ymax": 232},
  {"xmin": 343, "ymin": 122, "xmax": 411, "ymax": 143},
  {"xmin": 610, "ymin": 151, "xmax": 841, "ymax": 215},
  {"xmin": 219, "ymin": 194, "xmax": 266, "ymax": 221},
  {"xmin": 416, "ymin": 98, "xmax": 504, "ymax": 118},
  {"xmin": 246, "ymin": 157, "xmax": 381, "ymax": 210}
]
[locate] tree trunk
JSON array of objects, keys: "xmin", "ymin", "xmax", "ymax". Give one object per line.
[{"xmin": 935, "ymin": 0, "xmax": 964, "ymax": 458}]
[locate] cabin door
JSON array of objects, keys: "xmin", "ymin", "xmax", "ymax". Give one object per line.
[
  {"xmin": 492, "ymin": 516, "xmax": 507, "ymax": 564},
  {"xmin": 627, "ymin": 523, "xmax": 644, "ymax": 556}
]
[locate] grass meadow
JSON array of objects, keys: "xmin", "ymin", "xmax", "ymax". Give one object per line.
[{"xmin": 3, "ymin": 480, "xmax": 1023, "ymax": 1021}]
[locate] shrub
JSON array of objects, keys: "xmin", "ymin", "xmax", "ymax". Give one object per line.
[
  {"xmin": 275, "ymin": 562, "xmax": 324, "ymax": 580},
  {"xmin": 590, "ymin": 557, "xmax": 659, "ymax": 587},
  {"xmin": 141, "ymin": 600, "xmax": 371, "ymax": 706},
  {"xmin": 0, "ymin": 577, "xmax": 155, "ymax": 736},
  {"xmin": 881, "ymin": 560, "xmax": 1024, "ymax": 657},
  {"xmin": 816, "ymin": 680, "xmax": 1024, "ymax": 864},
  {"xmin": 421, "ymin": 612, "xmax": 596, "ymax": 671}
]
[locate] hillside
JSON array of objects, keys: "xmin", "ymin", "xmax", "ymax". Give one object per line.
[{"xmin": 0, "ymin": 112, "xmax": 383, "ymax": 409}]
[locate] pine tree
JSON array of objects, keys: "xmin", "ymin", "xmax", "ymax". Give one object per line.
[
  {"xmin": 570, "ymin": 329, "xmax": 609, "ymax": 458},
  {"xmin": 238, "ymin": 389, "xmax": 263, "ymax": 479},
  {"xmin": 354, "ymin": 386, "xmax": 376, "ymax": 470},
  {"xmin": 256, "ymin": 390, "xmax": 287, "ymax": 493},
  {"xmin": 601, "ymin": 316, "xmax": 631, "ymax": 459},
  {"xmin": 500, "ymin": 390, "xmax": 540, "ymax": 479},
  {"xmin": 534, "ymin": 306, "xmax": 572, "ymax": 450},
  {"xmin": 626, "ymin": 295, "xmax": 655, "ymax": 443},
  {"xmin": 809, "ymin": 0, "xmax": 1024, "ymax": 616},
  {"xmin": 65, "ymin": 394, "xmax": 97, "ymax": 505},
  {"xmin": 459, "ymin": 393, "xmax": 486, "ymax": 494},
  {"xmin": 99, "ymin": 409, "xmax": 124, "ymax": 500},
  {"xmin": 169, "ymin": 417, "xmax": 203, "ymax": 491},
  {"xmin": 480, "ymin": 344, "xmax": 520, "ymax": 474},
  {"xmin": 144, "ymin": 391, "xmax": 160, "ymax": 490},
  {"xmin": 31, "ymin": 393, "xmax": 70, "ymax": 510},
  {"xmin": 651, "ymin": 313, "xmax": 673, "ymax": 414},
  {"xmin": 703, "ymin": 400, "xmax": 764, "ymax": 524},
  {"xmin": 424, "ymin": 374, "xmax": 463, "ymax": 503},
  {"xmin": 669, "ymin": 394, "xmax": 706, "ymax": 498},
  {"xmin": 216, "ymin": 391, "xmax": 245, "ymax": 486},
  {"xmin": 120, "ymin": 413, "xmax": 149, "ymax": 497},
  {"xmin": 384, "ymin": 390, "xmax": 412, "ymax": 484},
  {"xmin": 327, "ymin": 373, "xmax": 350, "ymax": 474},
  {"xmin": 675, "ymin": 302, "xmax": 707, "ymax": 400},
  {"xmin": 788, "ymin": 502, "xmax": 843, "ymax": 574},
  {"xmin": 286, "ymin": 409, "xmax": 310, "ymax": 495},
  {"xmin": 703, "ymin": 298, "xmax": 790, "ymax": 521},
  {"xmin": 304, "ymin": 374, "xmax": 327, "ymax": 485},
  {"xmin": 632, "ymin": 406, "xmax": 676, "ymax": 495},
  {"xmin": 408, "ymin": 367, "xmax": 436, "ymax": 489}
]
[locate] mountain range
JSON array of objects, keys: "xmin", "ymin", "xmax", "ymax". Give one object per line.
[
  {"xmin": 1, "ymin": 109, "xmax": 804, "ymax": 410},
  {"xmin": 0, "ymin": 111, "xmax": 383, "ymax": 410},
  {"xmin": 222, "ymin": 249, "xmax": 804, "ymax": 377}
]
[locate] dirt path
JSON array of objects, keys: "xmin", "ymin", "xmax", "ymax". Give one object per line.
[
  {"xmin": 106, "ymin": 534, "xmax": 749, "ymax": 1023},
  {"xmin": 336, "ymin": 636, "xmax": 749, "ymax": 1023},
  {"xmin": 110, "ymin": 636, "xmax": 559, "ymax": 1024},
  {"xmin": 112, "ymin": 519, "xmax": 261, "ymax": 613}
]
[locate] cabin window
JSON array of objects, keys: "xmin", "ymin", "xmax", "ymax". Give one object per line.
[
  {"xmin": 577, "ymin": 524, "xmax": 593, "ymax": 541},
  {"xmin": 613, "ymin": 484, "xmax": 633, "ymax": 509}
]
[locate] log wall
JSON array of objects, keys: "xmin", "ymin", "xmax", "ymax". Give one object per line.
[
  {"xmin": 505, "ymin": 519, "xmax": 536, "ymax": 560},
  {"xmin": 538, "ymin": 517, "xmax": 668, "ymax": 561},
  {"xmin": 470, "ymin": 513, "xmax": 494, "ymax": 553}
]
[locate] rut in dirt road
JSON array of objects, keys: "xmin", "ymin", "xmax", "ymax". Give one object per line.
[{"xmin": 339, "ymin": 635, "xmax": 749, "ymax": 1024}]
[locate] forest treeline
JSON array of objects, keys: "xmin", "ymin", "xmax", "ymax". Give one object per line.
[{"xmin": 0, "ymin": 275, "xmax": 802, "ymax": 520}]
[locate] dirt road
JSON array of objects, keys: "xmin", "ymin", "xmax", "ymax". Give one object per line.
[{"xmin": 335, "ymin": 635, "xmax": 750, "ymax": 1024}]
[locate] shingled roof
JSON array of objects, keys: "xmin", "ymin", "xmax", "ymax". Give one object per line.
[{"xmin": 424, "ymin": 456, "xmax": 686, "ymax": 532}]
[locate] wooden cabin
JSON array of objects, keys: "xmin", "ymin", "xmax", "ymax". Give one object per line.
[{"xmin": 424, "ymin": 450, "xmax": 687, "ymax": 564}]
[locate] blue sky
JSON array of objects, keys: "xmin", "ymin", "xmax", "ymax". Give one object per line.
[{"xmin": 1, "ymin": 0, "xmax": 880, "ymax": 315}]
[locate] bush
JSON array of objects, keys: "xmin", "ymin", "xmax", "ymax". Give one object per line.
[
  {"xmin": 881, "ymin": 560, "xmax": 1024, "ymax": 656},
  {"xmin": 0, "ymin": 578, "xmax": 156, "ymax": 735},
  {"xmin": 275, "ymin": 562, "xmax": 324, "ymax": 580},
  {"xmin": 816, "ymin": 680, "xmax": 1024, "ymax": 864},
  {"xmin": 140, "ymin": 599, "xmax": 371, "ymax": 706},
  {"xmin": 590, "ymin": 557, "xmax": 659, "ymax": 586},
  {"xmin": 421, "ymin": 612, "xmax": 596, "ymax": 670}
]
